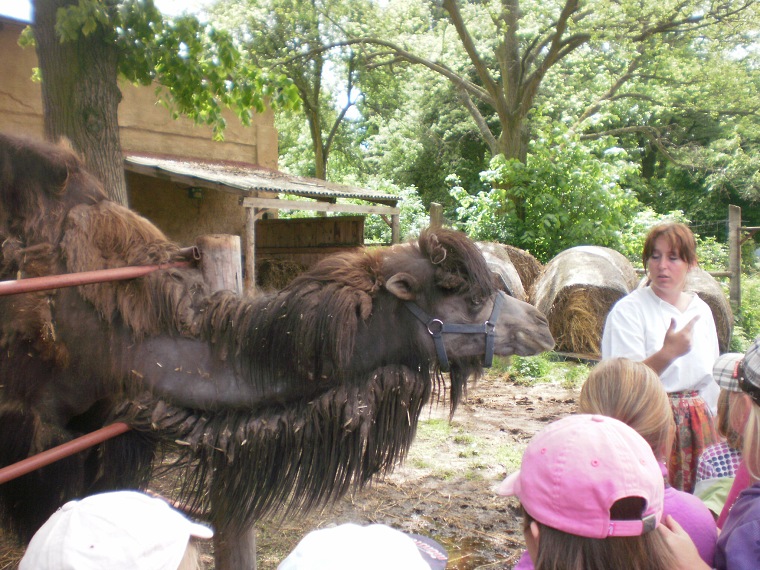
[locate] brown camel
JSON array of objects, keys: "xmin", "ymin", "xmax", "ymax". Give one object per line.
[{"xmin": 0, "ymin": 133, "xmax": 554, "ymax": 568}]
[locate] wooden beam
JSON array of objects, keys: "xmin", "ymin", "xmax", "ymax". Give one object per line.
[
  {"xmin": 729, "ymin": 205, "xmax": 741, "ymax": 310},
  {"xmin": 244, "ymin": 207, "xmax": 257, "ymax": 293},
  {"xmin": 241, "ymin": 197, "xmax": 399, "ymax": 216}
]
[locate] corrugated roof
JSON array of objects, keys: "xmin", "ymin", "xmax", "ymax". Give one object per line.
[{"xmin": 124, "ymin": 153, "xmax": 399, "ymax": 205}]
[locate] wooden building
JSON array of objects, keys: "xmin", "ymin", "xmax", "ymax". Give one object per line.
[{"xmin": 0, "ymin": 14, "xmax": 400, "ymax": 289}]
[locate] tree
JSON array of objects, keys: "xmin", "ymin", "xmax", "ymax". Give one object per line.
[
  {"xmin": 328, "ymin": 0, "xmax": 758, "ymax": 216},
  {"xmin": 29, "ymin": 0, "xmax": 297, "ymax": 204},
  {"xmin": 213, "ymin": 0, "xmax": 381, "ymax": 181}
]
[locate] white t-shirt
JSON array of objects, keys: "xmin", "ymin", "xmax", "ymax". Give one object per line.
[{"xmin": 601, "ymin": 287, "xmax": 720, "ymax": 413}]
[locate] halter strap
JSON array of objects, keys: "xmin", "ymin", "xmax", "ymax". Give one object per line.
[{"xmin": 405, "ymin": 291, "xmax": 507, "ymax": 372}]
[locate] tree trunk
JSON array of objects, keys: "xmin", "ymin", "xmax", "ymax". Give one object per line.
[{"xmin": 33, "ymin": 0, "xmax": 129, "ymax": 206}]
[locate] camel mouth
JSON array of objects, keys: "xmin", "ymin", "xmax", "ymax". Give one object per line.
[{"xmin": 504, "ymin": 329, "xmax": 556, "ymax": 356}]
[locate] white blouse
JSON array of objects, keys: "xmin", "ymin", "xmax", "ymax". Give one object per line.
[{"xmin": 601, "ymin": 287, "xmax": 720, "ymax": 413}]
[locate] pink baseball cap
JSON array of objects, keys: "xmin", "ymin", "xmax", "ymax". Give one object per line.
[{"xmin": 498, "ymin": 414, "xmax": 664, "ymax": 539}]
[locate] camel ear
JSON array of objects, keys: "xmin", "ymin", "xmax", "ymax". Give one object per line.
[{"xmin": 386, "ymin": 272, "xmax": 419, "ymax": 301}]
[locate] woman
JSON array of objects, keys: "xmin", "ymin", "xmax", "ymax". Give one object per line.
[{"xmin": 602, "ymin": 222, "xmax": 719, "ymax": 492}]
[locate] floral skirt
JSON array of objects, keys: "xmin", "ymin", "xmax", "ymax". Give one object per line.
[{"xmin": 668, "ymin": 391, "xmax": 719, "ymax": 493}]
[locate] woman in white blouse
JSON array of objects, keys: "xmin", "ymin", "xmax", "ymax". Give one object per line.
[{"xmin": 602, "ymin": 222, "xmax": 719, "ymax": 493}]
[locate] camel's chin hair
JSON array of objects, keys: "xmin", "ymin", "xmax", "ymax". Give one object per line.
[{"xmin": 107, "ymin": 365, "xmax": 433, "ymax": 534}]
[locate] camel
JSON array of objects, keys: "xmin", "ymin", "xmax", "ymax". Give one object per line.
[{"xmin": 0, "ymin": 133, "xmax": 554, "ymax": 568}]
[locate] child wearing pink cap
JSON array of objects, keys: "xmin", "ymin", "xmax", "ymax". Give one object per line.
[
  {"xmin": 511, "ymin": 358, "xmax": 716, "ymax": 569},
  {"xmin": 498, "ymin": 413, "xmax": 675, "ymax": 570}
]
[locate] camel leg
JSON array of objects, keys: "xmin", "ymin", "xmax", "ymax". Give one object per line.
[{"xmin": 213, "ymin": 525, "xmax": 257, "ymax": 570}]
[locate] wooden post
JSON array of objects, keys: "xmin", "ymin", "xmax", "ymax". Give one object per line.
[
  {"xmin": 729, "ymin": 204, "xmax": 741, "ymax": 311},
  {"xmin": 430, "ymin": 202, "xmax": 443, "ymax": 229},
  {"xmin": 244, "ymin": 207, "xmax": 257, "ymax": 293},
  {"xmin": 391, "ymin": 213, "xmax": 400, "ymax": 244},
  {"xmin": 196, "ymin": 235, "xmax": 243, "ymax": 295},
  {"xmin": 214, "ymin": 527, "xmax": 257, "ymax": 570}
]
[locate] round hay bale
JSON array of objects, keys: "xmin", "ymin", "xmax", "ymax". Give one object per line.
[
  {"xmin": 476, "ymin": 242, "xmax": 527, "ymax": 301},
  {"xmin": 256, "ymin": 258, "xmax": 307, "ymax": 290},
  {"xmin": 500, "ymin": 244, "xmax": 543, "ymax": 296},
  {"xmin": 531, "ymin": 246, "xmax": 636, "ymax": 358},
  {"xmin": 637, "ymin": 268, "xmax": 733, "ymax": 352}
]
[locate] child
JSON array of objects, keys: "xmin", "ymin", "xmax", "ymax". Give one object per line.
[
  {"xmin": 661, "ymin": 336, "xmax": 760, "ymax": 569},
  {"xmin": 498, "ymin": 413, "xmax": 676, "ymax": 570},
  {"xmin": 695, "ymin": 352, "xmax": 751, "ymax": 517},
  {"xmin": 602, "ymin": 222, "xmax": 719, "ymax": 492},
  {"xmin": 19, "ymin": 490, "xmax": 213, "ymax": 570},
  {"xmin": 512, "ymin": 357, "xmax": 716, "ymax": 569},
  {"xmin": 278, "ymin": 523, "xmax": 448, "ymax": 569}
]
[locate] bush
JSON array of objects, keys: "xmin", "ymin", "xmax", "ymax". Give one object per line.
[
  {"xmin": 510, "ymin": 354, "xmax": 552, "ymax": 381},
  {"xmin": 732, "ymin": 274, "xmax": 760, "ymax": 351}
]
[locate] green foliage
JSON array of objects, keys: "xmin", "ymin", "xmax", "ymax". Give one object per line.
[
  {"xmin": 362, "ymin": 184, "xmax": 430, "ymax": 244},
  {"xmin": 451, "ymin": 120, "xmax": 639, "ymax": 262},
  {"xmin": 48, "ymin": 0, "xmax": 299, "ymax": 138},
  {"xmin": 510, "ymin": 354, "xmax": 552, "ymax": 382},
  {"xmin": 561, "ymin": 363, "xmax": 591, "ymax": 390},
  {"xmin": 732, "ymin": 274, "xmax": 760, "ymax": 352}
]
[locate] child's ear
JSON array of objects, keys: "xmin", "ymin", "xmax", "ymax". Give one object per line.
[{"xmin": 529, "ymin": 521, "xmax": 540, "ymax": 544}]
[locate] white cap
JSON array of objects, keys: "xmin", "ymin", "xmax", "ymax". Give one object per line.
[
  {"xmin": 20, "ymin": 491, "xmax": 213, "ymax": 570},
  {"xmin": 277, "ymin": 523, "xmax": 441, "ymax": 570}
]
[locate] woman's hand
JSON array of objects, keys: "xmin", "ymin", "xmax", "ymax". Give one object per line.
[{"xmin": 645, "ymin": 317, "xmax": 700, "ymax": 374}]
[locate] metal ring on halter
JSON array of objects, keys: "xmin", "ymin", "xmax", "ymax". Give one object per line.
[{"xmin": 427, "ymin": 319, "xmax": 444, "ymax": 336}]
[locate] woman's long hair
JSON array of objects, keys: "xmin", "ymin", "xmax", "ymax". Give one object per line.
[{"xmin": 743, "ymin": 403, "xmax": 760, "ymax": 481}]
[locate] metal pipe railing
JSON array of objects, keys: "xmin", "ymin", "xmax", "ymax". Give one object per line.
[
  {"xmin": 0, "ymin": 260, "xmax": 194, "ymax": 296},
  {"xmin": 0, "ymin": 422, "xmax": 131, "ymax": 484}
]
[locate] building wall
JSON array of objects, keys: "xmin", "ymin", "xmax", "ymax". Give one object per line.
[
  {"xmin": 0, "ymin": 17, "xmax": 278, "ymax": 168},
  {"xmin": 126, "ymin": 171, "xmax": 247, "ymax": 247}
]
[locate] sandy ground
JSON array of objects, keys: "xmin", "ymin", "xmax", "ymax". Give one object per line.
[{"xmin": 0, "ymin": 372, "xmax": 580, "ymax": 570}]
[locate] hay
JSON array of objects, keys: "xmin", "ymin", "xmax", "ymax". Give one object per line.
[
  {"xmin": 686, "ymin": 268, "xmax": 733, "ymax": 352},
  {"xmin": 547, "ymin": 286, "xmax": 625, "ymax": 357},
  {"xmin": 256, "ymin": 258, "xmax": 307, "ymax": 290},
  {"xmin": 500, "ymin": 244, "xmax": 543, "ymax": 296},
  {"xmin": 531, "ymin": 246, "xmax": 636, "ymax": 358},
  {"xmin": 476, "ymin": 242, "xmax": 527, "ymax": 301}
]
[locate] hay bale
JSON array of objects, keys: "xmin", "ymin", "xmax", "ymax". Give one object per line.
[
  {"xmin": 531, "ymin": 246, "xmax": 636, "ymax": 358},
  {"xmin": 500, "ymin": 244, "xmax": 543, "ymax": 296},
  {"xmin": 256, "ymin": 258, "xmax": 307, "ymax": 290},
  {"xmin": 686, "ymin": 269, "xmax": 733, "ymax": 352},
  {"xmin": 476, "ymin": 242, "xmax": 527, "ymax": 301},
  {"xmin": 637, "ymin": 268, "xmax": 733, "ymax": 352}
]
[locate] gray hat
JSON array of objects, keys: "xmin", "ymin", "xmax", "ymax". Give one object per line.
[{"xmin": 713, "ymin": 353, "xmax": 745, "ymax": 393}]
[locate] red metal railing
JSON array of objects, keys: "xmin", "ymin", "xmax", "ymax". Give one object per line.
[
  {"xmin": 0, "ymin": 247, "xmax": 199, "ymax": 297},
  {"xmin": 0, "ymin": 423, "xmax": 131, "ymax": 484},
  {"xmin": 0, "ymin": 249, "xmax": 200, "ymax": 483}
]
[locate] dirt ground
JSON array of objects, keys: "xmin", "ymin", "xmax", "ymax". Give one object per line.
[{"xmin": 0, "ymin": 371, "xmax": 580, "ymax": 570}]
